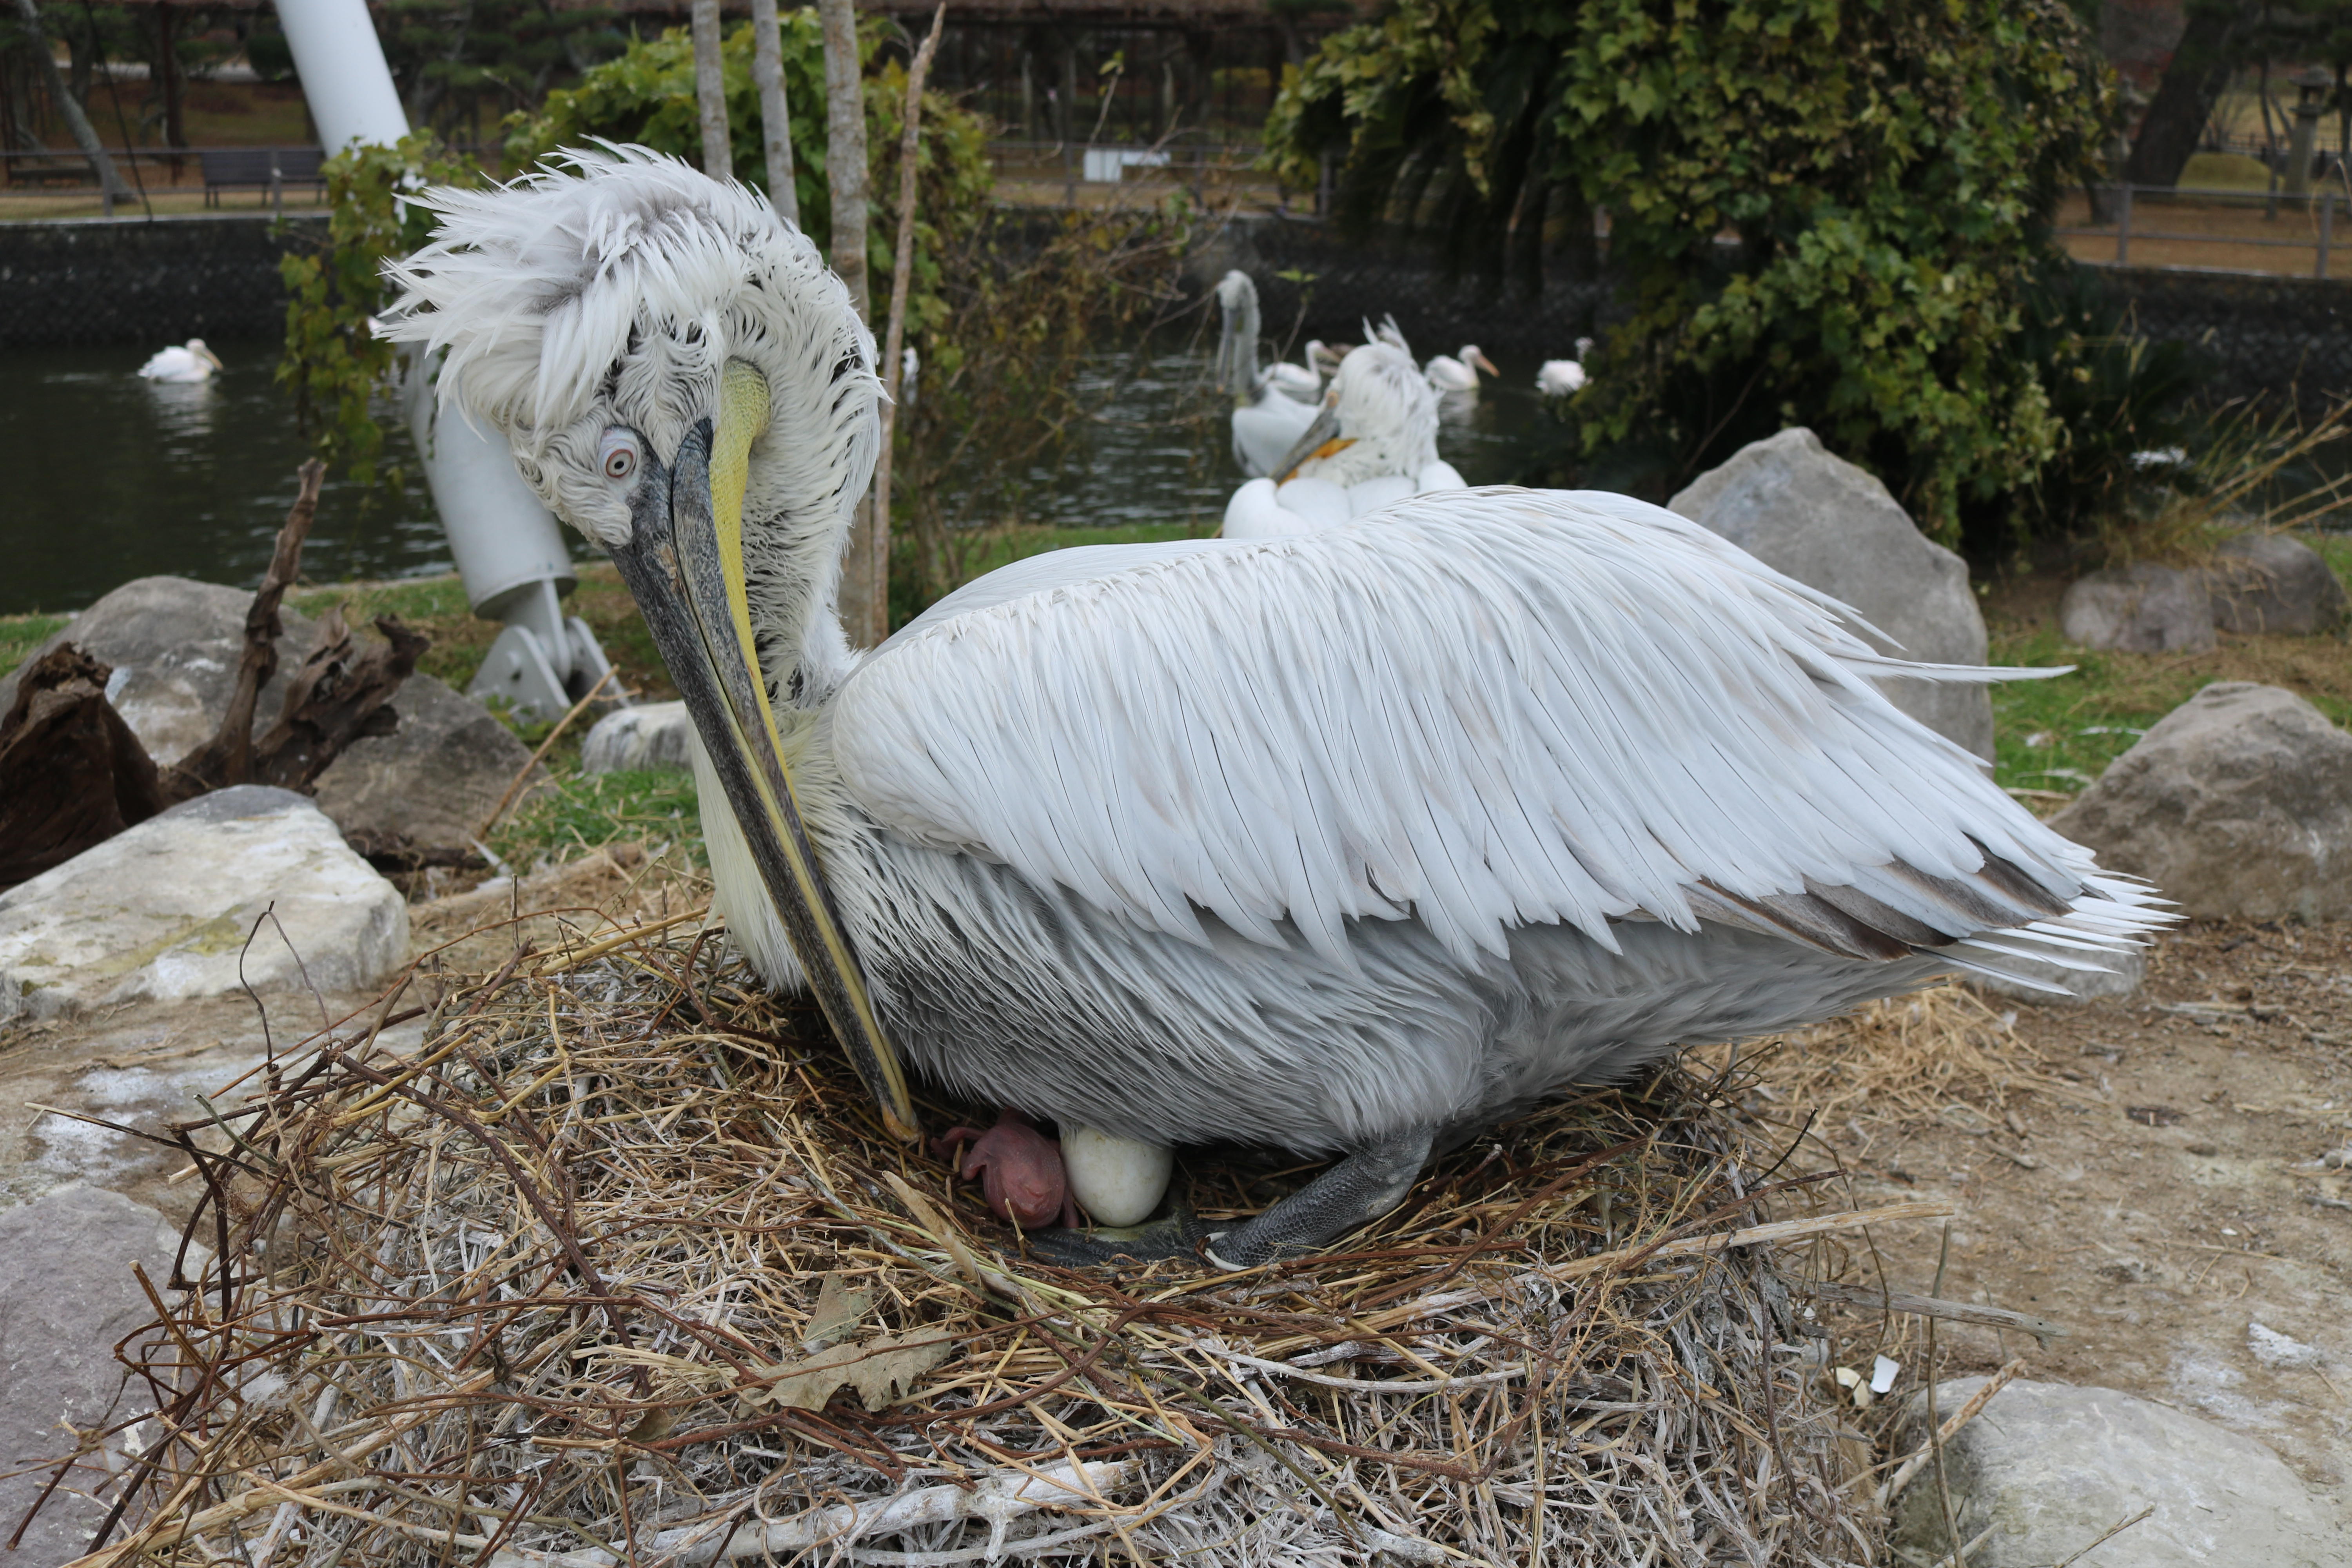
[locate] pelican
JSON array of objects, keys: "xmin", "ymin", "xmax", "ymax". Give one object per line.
[
  {"xmin": 1214, "ymin": 270, "xmax": 1318, "ymax": 475},
  {"xmin": 1425, "ymin": 344, "xmax": 1497, "ymax": 396},
  {"xmin": 1537, "ymin": 337, "xmax": 1596, "ymax": 398},
  {"xmin": 900, "ymin": 345, "xmax": 919, "ymax": 407},
  {"xmin": 383, "ymin": 149, "xmax": 2170, "ymax": 1271},
  {"xmin": 1222, "ymin": 342, "xmax": 1468, "ymax": 539},
  {"xmin": 138, "ymin": 338, "xmax": 223, "ymax": 383}
]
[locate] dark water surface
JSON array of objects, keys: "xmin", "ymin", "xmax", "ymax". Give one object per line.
[{"xmin": 0, "ymin": 335, "xmax": 1558, "ymax": 617}]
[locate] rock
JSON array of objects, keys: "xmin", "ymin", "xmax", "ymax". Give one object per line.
[
  {"xmin": 0, "ymin": 576, "xmax": 307, "ymax": 761},
  {"xmin": 0, "ymin": 1187, "xmax": 195, "ymax": 1567},
  {"xmin": 312, "ymin": 672, "xmax": 536, "ymax": 854},
  {"xmin": 2247, "ymin": 1322, "xmax": 2324, "ymax": 1370},
  {"xmin": 1891, "ymin": 1377, "xmax": 2352, "ymax": 1568},
  {"xmin": 581, "ymin": 700, "xmax": 696, "ymax": 774},
  {"xmin": 0, "ymin": 575, "xmax": 540, "ymax": 854},
  {"xmin": 0, "ymin": 785, "xmax": 409, "ymax": 1023},
  {"xmin": 2051, "ymin": 683, "xmax": 2352, "ymax": 921},
  {"xmin": 2205, "ymin": 533, "xmax": 2350, "ymax": 635},
  {"xmin": 1966, "ymin": 943, "xmax": 2145, "ymax": 1004},
  {"xmin": 2059, "ymin": 563, "xmax": 2218, "ymax": 653},
  {"xmin": 1670, "ymin": 428, "xmax": 1994, "ymax": 760}
]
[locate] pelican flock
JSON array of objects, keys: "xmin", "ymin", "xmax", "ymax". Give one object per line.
[
  {"xmin": 386, "ymin": 150, "xmax": 2168, "ymax": 1270},
  {"xmin": 138, "ymin": 337, "xmax": 224, "ymax": 382},
  {"xmin": 1222, "ymin": 341, "xmax": 1468, "ymax": 538},
  {"xmin": 1212, "ymin": 270, "xmax": 1318, "ymax": 476}
]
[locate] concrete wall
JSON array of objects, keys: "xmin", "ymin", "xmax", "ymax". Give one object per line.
[{"xmin": 0, "ymin": 213, "xmax": 325, "ymax": 348}]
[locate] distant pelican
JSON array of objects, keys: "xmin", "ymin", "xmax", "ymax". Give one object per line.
[
  {"xmin": 1425, "ymin": 344, "xmax": 1497, "ymax": 395},
  {"xmin": 1214, "ymin": 271, "xmax": 1318, "ymax": 475},
  {"xmin": 385, "ymin": 149, "xmax": 2170, "ymax": 1271},
  {"xmin": 138, "ymin": 338, "xmax": 223, "ymax": 383},
  {"xmin": 900, "ymin": 345, "xmax": 919, "ymax": 407},
  {"xmin": 1537, "ymin": 337, "xmax": 1596, "ymax": 398},
  {"xmin": 1223, "ymin": 342, "xmax": 1467, "ymax": 539}
]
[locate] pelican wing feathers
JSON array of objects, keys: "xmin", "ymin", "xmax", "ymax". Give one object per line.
[{"xmin": 834, "ymin": 487, "xmax": 2161, "ymax": 980}]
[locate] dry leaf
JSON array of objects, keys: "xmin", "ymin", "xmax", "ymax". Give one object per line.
[
  {"xmin": 741, "ymin": 1330, "xmax": 950, "ymax": 1412},
  {"xmin": 804, "ymin": 1273, "xmax": 871, "ymax": 1347}
]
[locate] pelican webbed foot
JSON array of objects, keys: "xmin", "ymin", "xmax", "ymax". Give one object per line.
[
  {"xmin": 1200, "ymin": 1127, "xmax": 1434, "ymax": 1272},
  {"xmin": 1024, "ymin": 1195, "xmax": 1206, "ymax": 1269}
]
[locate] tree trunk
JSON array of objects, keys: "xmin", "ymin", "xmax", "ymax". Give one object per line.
[
  {"xmin": 750, "ymin": 0, "xmax": 799, "ymax": 225},
  {"xmin": 818, "ymin": 0, "xmax": 869, "ymax": 314},
  {"xmin": 869, "ymin": 4, "xmax": 947, "ymax": 646},
  {"xmin": 8, "ymin": 0, "xmax": 129, "ymax": 203},
  {"xmin": 2124, "ymin": 0, "xmax": 2247, "ymax": 189},
  {"xmin": 156, "ymin": 2, "xmax": 183, "ymax": 151},
  {"xmin": 691, "ymin": 0, "xmax": 732, "ymax": 180}
]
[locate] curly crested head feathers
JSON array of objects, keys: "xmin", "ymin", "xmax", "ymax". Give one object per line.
[
  {"xmin": 377, "ymin": 145, "xmax": 880, "ymax": 554},
  {"xmin": 1290, "ymin": 341, "xmax": 1441, "ymax": 487}
]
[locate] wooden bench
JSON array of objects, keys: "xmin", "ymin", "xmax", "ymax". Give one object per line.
[
  {"xmin": 2, "ymin": 158, "xmax": 96, "ymax": 189},
  {"xmin": 200, "ymin": 147, "xmax": 325, "ymax": 207}
]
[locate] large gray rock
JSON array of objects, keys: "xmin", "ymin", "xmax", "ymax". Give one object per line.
[
  {"xmin": 2051, "ymin": 682, "xmax": 2352, "ymax": 920},
  {"xmin": 581, "ymin": 700, "xmax": 696, "ymax": 775},
  {"xmin": 312, "ymin": 672, "xmax": 537, "ymax": 853},
  {"xmin": 0, "ymin": 786, "xmax": 409, "ymax": 1022},
  {"xmin": 2206, "ymin": 532, "xmax": 2350, "ymax": 635},
  {"xmin": 0, "ymin": 1187, "xmax": 194, "ymax": 1568},
  {"xmin": 1891, "ymin": 1377, "xmax": 2352, "ymax": 1567},
  {"xmin": 1669, "ymin": 428, "xmax": 1993, "ymax": 760},
  {"xmin": 0, "ymin": 575, "xmax": 538, "ymax": 853},
  {"xmin": 2060, "ymin": 563, "xmax": 2218, "ymax": 653}
]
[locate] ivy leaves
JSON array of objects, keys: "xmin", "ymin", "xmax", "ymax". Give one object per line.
[{"xmin": 1265, "ymin": 0, "xmax": 2117, "ymax": 541}]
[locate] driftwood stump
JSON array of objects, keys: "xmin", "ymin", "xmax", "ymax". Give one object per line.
[
  {"xmin": 0, "ymin": 459, "xmax": 432, "ymax": 890},
  {"xmin": 0, "ymin": 645, "xmax": 168, "ymax": 887}
]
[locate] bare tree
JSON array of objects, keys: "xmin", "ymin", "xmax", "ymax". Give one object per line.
[
  {"xmin": 691, "ymin": 0, "xmax": 731, "ymax": 179},
  {"xmin": 818, "ymin": 0, "xmax": 869, "ymax": 315},
  {"xmin": 868, "ymin": 4, "xmax": 948, "ymax": 643},
  {"xmin": 750, "ymin": 0, "xmax": 800, "ymax": 225},
  {"xmin": 8, "ymin": 0, "xmax": 129, "ymax": 209}
]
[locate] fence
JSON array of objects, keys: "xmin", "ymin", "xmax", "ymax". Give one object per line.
[
  {"xmin": 986, "ymin": 139, "xmax": 1283, "ymax": 208},
  {"xmin": 2060, "ymin": 183, "xmax": 2352, "ymax": 279}
]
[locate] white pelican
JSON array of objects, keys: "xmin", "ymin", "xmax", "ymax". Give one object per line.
[
  {"xmin": 1363, "ymin": 313, "xmax": 1411, "ymax": 358},
  {"xmin": 384, "ymin": 149, "xmax": 2170, "ymax": 1271},
  {"xmin": 900, "ymin": 345, "xmax": 919, "ymax": 407},
  {"xmin": 1214, "ymin": 270, "xmax": 1318, "ymax": 475},
  {"xmin": 1537, "ymin": 337, "xmax": 1596, "ymax": 398},
  {"xmin": 1223, "ymin": 342, "xmax": 1467, "ymax": 539},
  {"xmin": 138, "ymin": 338, "xmax": 224, "ymax": 383},
  {"xmin": 1425, "ymin": 344, "xmax": 1497, "ymax": 396}
]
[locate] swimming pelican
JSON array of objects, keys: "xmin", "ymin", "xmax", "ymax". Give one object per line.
[
  {"xmin": 1223, "ymin": 342, "xmax": 1467, "ymax": 539},
  {"xmin": 1537, "ymin": 337, "xmax": 1596, "ymax": 398},
  {"xmin": 138, "ymin": 338, "xmax": 223, "ymax": 383},
  {"xmin": 1214, "ymin": 271, "xmax": 1318, "ymax": 475},
  {"xmin": 1425, "ymin": 344, "xmax": 1497, "ymax": 396},
  {"xmin": 900, "ymin": 345, "xmax": 919, "ymax": 407},
  {"xmin": 383, "ymin": 149, "xmax": 2170, "ymax": 1271}
]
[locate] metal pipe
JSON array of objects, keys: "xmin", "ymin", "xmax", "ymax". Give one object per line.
[{"xmin": 273, "ymin": 0, "xmax": 615, "ymax": 717}]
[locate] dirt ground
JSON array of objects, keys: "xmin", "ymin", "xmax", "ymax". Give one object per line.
[{"xmin": 1779, "ymin": 916, "xmax": 2352, "ymax": 1495}]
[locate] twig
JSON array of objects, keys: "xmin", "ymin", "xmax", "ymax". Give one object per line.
[
  {"xmin": 2050, "ymin": 1505, "xmax": 2155, "ymax": 1568},
  {"xmin": 1876, "ymin": 1358, "xmax": 2024, "ymax": 1507},
  {"xmin": 1803, "ymin": 1282, "xmax": 2070, "ymax": 1347}
]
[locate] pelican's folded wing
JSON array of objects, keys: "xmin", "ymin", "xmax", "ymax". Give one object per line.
[{"xmin": 832, "ymin": 487, "xmax": 2164, "ymax": 972}]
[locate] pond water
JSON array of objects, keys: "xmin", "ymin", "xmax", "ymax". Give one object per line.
[{"xmin": 0, "ymin": 336, "xmax": 1558, "ymax": 618}]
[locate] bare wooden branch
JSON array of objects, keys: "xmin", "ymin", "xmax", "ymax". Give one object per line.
[
  {"xmin": 1801, "ymin": 1279, "xmax": 2072, "ymax": 1345},
  {"xmin": 247, "ymin": 612, "xmax": 429, "ymax": 793},
  {"xmin": 167, "ymin": 459, "xmax": 325, "ymax": 796}
]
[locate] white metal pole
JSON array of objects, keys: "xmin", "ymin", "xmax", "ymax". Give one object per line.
[{"xmin": 274, "ymin": 0, "xmax": 609, "ymax": 716}]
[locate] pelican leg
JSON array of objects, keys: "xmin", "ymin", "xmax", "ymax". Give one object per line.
[
  {"xmin": 1024, "ymin": 1194, "xmax": 1206, "ymax": 1268},
  {"xmin": 1202, "ymin": 1127, "xmax": 1434, "ymax": 1271}
]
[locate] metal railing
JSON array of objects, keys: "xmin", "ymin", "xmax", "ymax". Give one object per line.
[{"xmin": 2061, "ymin": 183, "xmax": 2351, "ymax": 280}]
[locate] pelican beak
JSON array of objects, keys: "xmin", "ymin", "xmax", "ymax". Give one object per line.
[
  {"xmin": 1472, "ymin": 349, "xmax": 1499, "ymax": 379},
  {"xmin": 1270, "ymin": 401, "xmax": 1349, "ymax": 483},
  {"xmin": 606, "ymin": 360, "xmax": 920, "ymax": 1142}
]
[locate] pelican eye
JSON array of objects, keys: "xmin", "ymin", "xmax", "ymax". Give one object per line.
[{"xmin": 599, "ymin": 432, "xmax": 640, "ymax": 482}]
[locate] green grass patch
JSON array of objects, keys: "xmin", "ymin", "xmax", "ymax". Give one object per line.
[
  {"xmin": 487, "ymin": 766, "xmax": 703, "ymax": 871},
  {"xmin": 0, "ymin": 613, "xmax": 71, "ymax": 684}
]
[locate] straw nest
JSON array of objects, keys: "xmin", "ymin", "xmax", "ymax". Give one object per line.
[{"xmin": 49, "ymin": 913, "xmax": 1955, "ymax": 1568}]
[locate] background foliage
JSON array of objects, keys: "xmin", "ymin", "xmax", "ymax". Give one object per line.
[
  {"xmin": 1265, "ymin": 0, "xmax": 2120, "ymax": 546},
  {"xmin": 277, "ymin": 134, "xmax": 486, "ymax": 494},
  {"xmin": 504, "ymin": 16, "xmax": 994, "ymax": 343}
]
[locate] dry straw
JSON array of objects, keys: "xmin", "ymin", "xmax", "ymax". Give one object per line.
[{"xmin": 34, "ymin": 912, "xmax": 1921, "ymax": 1566}]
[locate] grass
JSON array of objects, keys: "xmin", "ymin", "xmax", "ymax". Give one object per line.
[
  {"xmin": 0, "ymin": 614, "xmax": 70, "ymax": 686},
  {"xmin": 1985, "ymin": 535, "xmax": 2352, "ymax": 802},
  {"xmin": 484, "ymin": 765, "xmax": 703, "ymax": 872}
]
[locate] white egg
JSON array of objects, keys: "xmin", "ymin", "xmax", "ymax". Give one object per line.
[{"xmin": 1061, "ymin": 1127, "xmax": 1173, "ymax": 1227}]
